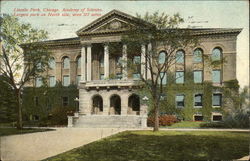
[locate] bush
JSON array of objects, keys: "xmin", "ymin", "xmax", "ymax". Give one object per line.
[
  {"xmin": 46, "ymin": 107, "xmax": 75, "ymax": 126},
  {"xmin": 147, "ymin": 115, "xmax": 179, "ymax": 127}
]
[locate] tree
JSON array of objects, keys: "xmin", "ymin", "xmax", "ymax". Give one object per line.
[
  {"xmin": 0, "ymin": 14, "xmax": 50, "ymax": 129},
  {"xmin": 121, "ymin": 11, "xmax": 198, "ymax": 131}
]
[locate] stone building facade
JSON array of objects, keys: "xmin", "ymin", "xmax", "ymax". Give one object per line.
[{"xmin": 24, "ymin": 10, "xmax": 241, "ymax": 127}]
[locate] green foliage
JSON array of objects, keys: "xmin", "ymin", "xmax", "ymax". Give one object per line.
[{"xmin": 147, "ymin": 115, "xmax": 179, "ymax": 127}]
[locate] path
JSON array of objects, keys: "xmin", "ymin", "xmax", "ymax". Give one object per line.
[{"xmin": 0, "ymin": 128, "xmax": 126, "ymax": 161}]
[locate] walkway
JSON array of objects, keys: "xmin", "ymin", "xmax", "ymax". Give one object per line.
[{"xmin": 0, "ymin": 128, "xmax": 126, "ymax": 161}]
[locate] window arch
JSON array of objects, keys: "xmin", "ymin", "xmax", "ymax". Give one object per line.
[
  {"xmin": 176, "ymin": 50, "xmax": 185, "ymax": 63},
  {"xmin": 158, "ymin": 51, "xmax": 166, "ymax": 64},
  {"xmin": 49, "ymin": 57, "xmax": 55, "ymax": 69},
  {"xmin": 62, "ymin": 57, "xmax": 70, "ymax": 69},
  {"xmin": 212, "ymin": 47, "xmax": 222, "ymax": 61},
  {"xmin": 193, "ymin": 48, "xmax": 203, "ymax": 63},
  {"xmin": 76, "ymin": 56, "xmax": 81, "ymax": 68}
]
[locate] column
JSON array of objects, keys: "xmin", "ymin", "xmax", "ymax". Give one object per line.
[
  {"xmin": 122, "ymin": 44, "xmax": 128, "ymax": 80},
  {"xmin": 87, "ymin": 45, "xmax": 92, "ymax": 81},
  {"xmin": 104, "ymin": 44, "xmax": 109, "ymax": 79},
  {"xmin": 80, "ymin": 46, "xmax": 86, "ymax": 82},
  {"xmin": 141, "ymin": 44, "xmax": 146, "ymax": 79},
  {"xmin": 147, "ymin": 43, "xmax": 152, "ymax": 79}
]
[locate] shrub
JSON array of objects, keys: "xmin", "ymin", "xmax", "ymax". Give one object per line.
[
  {"xmin": 147, "ymin": 115, "xmax": 179, "ymax": 127},
  {"xmin": 46, "ymin": 107, "xmax": 75, "ymax": 126}
]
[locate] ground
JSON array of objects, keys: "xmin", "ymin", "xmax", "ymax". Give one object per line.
[{"xmin": 43, "ymin": 130, "xmax": 249, "ymax": 161}]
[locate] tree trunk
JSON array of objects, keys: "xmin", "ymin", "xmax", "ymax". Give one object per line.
[
  {"xmin": 16, "ymin": 89, "xmax": 23, "ymax": 129},
  {"xmin": 153, "ymin": 104, "xmax": 159, "ymax": 131}
]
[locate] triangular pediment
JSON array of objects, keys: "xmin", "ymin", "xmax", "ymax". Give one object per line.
[{"xmin": 76, "ymin": 10, "xmax": 154, "ymax": 36}]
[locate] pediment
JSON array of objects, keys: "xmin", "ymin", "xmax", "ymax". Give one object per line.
[{"xmin": 76, "ymin": 10, "xmax": 154, "ymax": 36}]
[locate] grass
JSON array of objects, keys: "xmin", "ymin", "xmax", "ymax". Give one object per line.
[
  {"xmin": 0, "ymin": 127, "xmax": 54, "ymax": 136},
  {"xmin": 44, "ymin": 130, "xmax": 250, "ymax": 161}
]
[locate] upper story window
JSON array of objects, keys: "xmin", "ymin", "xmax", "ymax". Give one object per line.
[
  {"xmin": 35, "ymin": 77, "xmax": 43, "ymax": 87},
  {"xmin": 62, "ymin": 57, "xmax": 70, "ymax": 69},
  {"xmin": 212, "ymin": 93, "xmax": 222, "ymax": 107},
  {"xmin": 176, "ymin": 94, "xmax": 185, "ymax": 108},
  {"xmin": 49, "ymin": 76, "xmax": 56, "ymax": 87},
  {"xmin": 133, "ymin": 56, "xmax": 141, "ymax": 64},
  {"xmin": 49, "ymin": 58, "xmax": 55, "ymax": 69},
  {"xmin": 212, "ymin": 70, "xmax": 221, "ymax": 83},
  {"xmin": 193, "ymin": 48, "xmax": 203, "ymax": 63},
  {"xmin": 76, "ymin": 75, "xmax": 81, "ymax": 85},
  {"xmin": 212, "ymin": 48, "xmax": 222, "ymax": 61},
  {"xmin": 158, "ymin": 51, "xmax": 166, "ymax": 64},
  {"xmin": 193, "ymin": 70, "xmax": 203, "ymax": 83},
  {"xmin": 63, "ymin": 75, "xmax": 70, "ymax": 86},
  {"xmin": 176, "ymin": 71, "xmax": 184, "ymax": 84},
  {"xmin": 77, "ymin": 56, "xmax": 81, "ymax": 68},
  {"xmin": 158, "ymin": 72, "xmax": 167, "ymax": 85},
  {"xmin": 194, "ymin": 94, "xmax": 203, "ymax": 107},
  {"xmin": 176, "ymin": 50, "xmax": 184, "ymax": 63}
]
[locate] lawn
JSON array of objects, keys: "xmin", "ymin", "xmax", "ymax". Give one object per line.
[
  {"xmin": 168, "ymin": 121, "xmax": 207, "ymax": 128},
  {"xmin": 0, "ymin": 128, "xmax": 53, "ymax": 136},
  {"xmin": 44, "ymin": 130, "xmax": 249, "ymax": 161}
]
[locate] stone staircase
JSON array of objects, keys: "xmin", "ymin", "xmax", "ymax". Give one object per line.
[{"xmin": 72, "ymin": 115, "xmax": 147, "ymax": 128}]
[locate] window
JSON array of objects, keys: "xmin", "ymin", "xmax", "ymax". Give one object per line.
[
  {"xmin": 176, "ymin": 71, "xmax": 184, "ymax": 84},
  {"xmin": 158, "ymin": 51, "xmax": 166, "ymax": 64},
  {"xmin": 176, "ymin": 50, "xmax": 184, "ymax": 63},
  {"xmin": 158, "ymin": 72, "xmax": 167, "ymax": 85},
  {"xmin": 35, "ymin": 77, "xmax": 43, "ymax": 87},
  {"xmin": 63, "ymin": 75, "xmax": 70, "ymax": 86},
  {"xmin": 212, "ymin": 48, "xmax": 222, "ymax": 61},
  {"xmin": 100, "ymin": 74, "xmax": 104, "ymax": 80},
  {"xmin": 100, "ymin": 56, "xmax": 104, "ymax": 67},
  {"xmin": 212, "ymin": 115, "xmax": 222, "ymax": 121},
  {"xmin": 49, "ymin": 76, "xmax": 56, "ymax": 87},
  {"xmin": 194, "ymin": 115, "xmax": 203, "ymax": 121},
  {"xmin": 62, "ymin": 97, "xmax": 69, "ymax": 107},
  {"xmin": 116, "ymin": 56, "xmax": 123, "ymax": 67},
  {"xmin": 193, "ymin": 48, "xmax": 203, "ymax": 63},
  {"xmin": 133, "ymin": 56, "xmax": 141, "ymax": 64},
  {"xmin": 194, "ymin": 94, "xmax": 203, "ymax": 107},
  {"xmin": 49, "ymin": 58, "xmax": 55, "ymax": 69},
  {"xmin": 77, "ymin": 56, "xmax": 81, "ymax": 68},
  {"xmin": 213, "ymin": 93, "xmax": 222, "ymax": 107},
  {"xmin": 116, "ymin": 73, "xmax": 122, "ymax": 80},
  {"xmin": 193, "ymin": 71, "xmax": 203, "ymax": 83},
  {"xmin": 133, "ymin": 73, "xmax": 140, "ymax": 80},
  {"xmin": 176, "ymin": 95, "xmax": 185, "ymax": 108},
  {"xmin": 212, "ymin": 70, "xmax": 221, "ymax": 83},
  {"xmin": 76, "ymin": 75, "xmax": 81, "ymax": 85},
  {"xmin": 62, "ymin": 57, "xmax": 70, "ymax": 69}
]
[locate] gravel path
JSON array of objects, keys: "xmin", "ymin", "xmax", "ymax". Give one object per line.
[{"xmin": 0, "ymin": 128, "xmax": 126, "ymax": 161}]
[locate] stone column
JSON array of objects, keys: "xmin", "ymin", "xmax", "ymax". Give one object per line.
[
  {"xmin": 141, "ymin": 44, "xmax": 146, "ymax": 79},
  {"xmin": 87, "ymin": 45, "xmax": 92, "ymax": 81},
  {"xmin": 122, "ymin": 44, "xmax": 128, "ymax": 80},
  {"xmin": 104, "ymin": 44, "xmax": 109, "ymax": 79},
  {"xmin": 80, "ymin": 46, "xmax": 86, "ymax": 82},
  {"xmin": 147, "ymin": 43, "xmax": 152, "ymax": 79},
  {"xmin": 121, "ymin": 94, "xmax": 128, "ymax": 115},
  {"xmin": 70, "ymin": 61, "xmax": 76, "ymax": 84}
]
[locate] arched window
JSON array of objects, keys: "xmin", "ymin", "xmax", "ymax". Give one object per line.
[
  {"xmin": 212, "ymin": 48, "xmax": 222, "ymax": 61},
  {"xmin": 62, "ymin": 57, "xmax": 70, "ymax": 69},
  {"xmin": 49, "ymin": 58, "xmax": 55, "ymax": 69},
  {"xmin": 193, "ymin": 48, "xmax": 203, "ymax": 63},
  {"xmin": 176, "ymin": 50, "xmax": 185, "ymax": 63},
  {"xmin": 76, "ymin": 56, "xmax": 81, "ymax": 68},
  {"xmin": 158, "ymin": 51, "xmax": 166, "ymax": 64}
]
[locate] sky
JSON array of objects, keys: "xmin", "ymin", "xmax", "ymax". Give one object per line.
[{"xmin": 1, "ymin": 0, "xmax": 249, "ymax": 88}]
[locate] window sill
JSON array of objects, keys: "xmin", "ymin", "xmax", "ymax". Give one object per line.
[
  {"xmin": 194, "ymin": 106, "xmax": 202, "ymax": 108},
  {"xmin": 176, "ymin": 106, "xmax": 184, "ymax": 108},
  {"xmin": 212, "ymin": 106, "xmax": 221, "ymax": 108}
]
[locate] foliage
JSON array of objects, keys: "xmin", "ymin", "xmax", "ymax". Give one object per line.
[
  {"xmin": 43, "ymin": 130, "xmax": 249, "ymax": 161},
  {"xmin": 169, "ymin": 121, "xmax": 208, "ymax": 128},
  {"xmin": 147, "ymin": 115, "xmax": 179, "ymax": 127},
  {"xmin": 0, "ymin": 14, "xmax": 50, "ymax": 129},
  {"xmin": 120, "ymin": 11, "xmax": 199, "ymax": 131}
]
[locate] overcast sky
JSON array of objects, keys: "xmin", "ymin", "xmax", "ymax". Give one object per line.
[{"xmin": 1, "ymin": 1, "xmax": 249, "ymax": 88}]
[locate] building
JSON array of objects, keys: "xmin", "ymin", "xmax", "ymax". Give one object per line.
[{"xmin": 23, "ymin": 10, "xmax": 241, "ymax": 127}]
